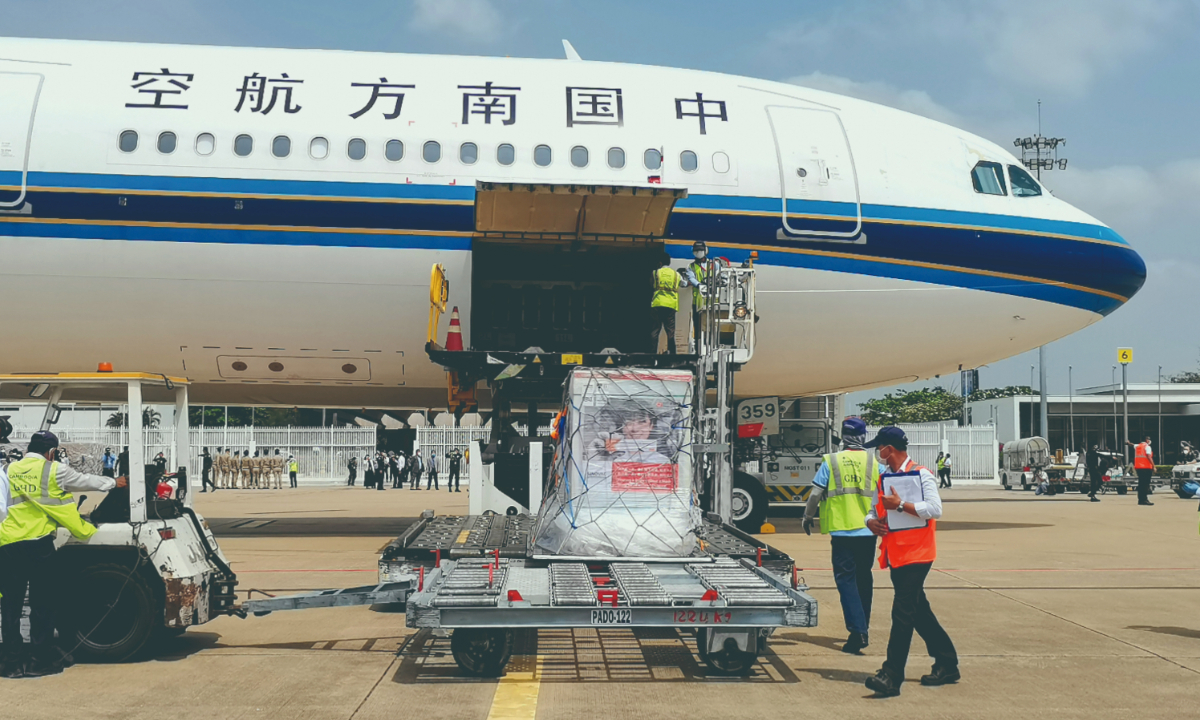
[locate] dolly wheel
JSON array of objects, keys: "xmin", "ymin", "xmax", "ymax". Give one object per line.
[
  {"xmin": 451, "ymin": 628, "xmax": 514, "ymax": 677},
  {"xmin": 697, "ymin": 629, "xmax": 756, "ymax": 676}
]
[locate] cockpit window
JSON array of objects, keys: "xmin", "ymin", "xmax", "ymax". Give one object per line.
[
  {"xmin": 1008, "ymin": 165, "xmax": 1042, "ymax": 197},
  {"xmin": 971, "ymin": 161, "xmax": 1007, "ymax": 195}
]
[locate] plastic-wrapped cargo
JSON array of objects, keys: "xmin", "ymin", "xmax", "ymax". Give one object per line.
[{"xmin": 531, "ymin": 367, "xmax": 699, "ymax": 558}]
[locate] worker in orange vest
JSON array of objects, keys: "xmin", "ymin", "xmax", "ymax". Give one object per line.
[
  {"xmin": 862, "ymin": 426, "xmax": 959, "ymax": 697},
  {"xmin": 1126, "ymin": 435, "xmax": 1156, "ymax": 506}
]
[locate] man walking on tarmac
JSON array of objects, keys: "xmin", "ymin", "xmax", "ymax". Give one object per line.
[
  {"xmin": 803, "ymin": 417, "xmax": 881, "ymax": 655},
  {"xmin": 201, "ymin": 447, "xmax": 215, "ymax": 492},
  {"xmin": 862, "ymin": 426, "xmax": 958, "ymax": 697},
  {"xmin": 1086, "ymin": 444, "xmax": 1103, "ymax": 502},
  {"xmin": 650, "ymin": 252, "xmax": 682, "ymax": 354},
  {"xmin": 1127, "ymin": 436, "xmax": 1156, "ymax": 506},
  {"xmin": 0, "ymin": 430, "xmax": 127, "ymax": 678},
  {"xmin": 426, "ymin": 452, "xmax": 440, "ymax": 490}
]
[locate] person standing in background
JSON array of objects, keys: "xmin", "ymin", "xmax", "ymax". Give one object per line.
[
  {"xmin": 201, "ymin": 447, "xmax": 215, "ymax": 493},
  {"xmin": 1127, "ymin": 436, "xmax": 1155, "ymax": 506},
  {"xmin": 426, "ymin": 452, "xmax": 439, "ymax": 490}
]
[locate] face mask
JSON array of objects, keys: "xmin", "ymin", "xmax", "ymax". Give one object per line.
[{"xmin": 693, "ymin": 251, "xmax": 705, "ymax": 260}]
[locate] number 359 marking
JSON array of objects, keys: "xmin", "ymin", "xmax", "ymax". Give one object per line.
[
  {"xmin": 673, "ymin": 610, "xmax": 733, "ymax": 624},
  {"xmin": 739, "ymin": 403, "xmax": 775, "ymax": 420}
]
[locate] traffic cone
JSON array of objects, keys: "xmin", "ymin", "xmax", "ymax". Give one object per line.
[{"xmin": 445, "ymin": 306, "xmax": 464, "ymax": 351}]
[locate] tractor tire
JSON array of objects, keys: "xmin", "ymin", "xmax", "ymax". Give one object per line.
[
  {"xmin": 1116, "ymin": 485, "xmax": 1128, "ymax": 495},
  {"xmin": 1020, "ymin": 474, "xmax": 1029, "ymax": 491},
  {"xmin": 1002, "ymin": 473, "xmax": 1010, "ymax": 490},
  {"xmin": 451, "ymin": 628, "xmax": 514, "ymax": 677},
  {"xmin": 58, "ymin": 562, "xmax": 160, "ymax": 663},
  {"xmin": 731, "ymin": 472, "xmax": 770, "ymax": 533}
]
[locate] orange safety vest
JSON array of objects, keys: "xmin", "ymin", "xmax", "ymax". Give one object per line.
[
  {"xmin": 1134, "ymin": 443, "xmax": 1154, "ymax": 469},
  {"xmin": 876, "ymin": 458, "xmax": 937, "ymax": 569}
]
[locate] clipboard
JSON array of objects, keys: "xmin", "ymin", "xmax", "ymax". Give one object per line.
[{"xmin": 881, "ymin": 470, "xmax": 927, "ymax": 530}]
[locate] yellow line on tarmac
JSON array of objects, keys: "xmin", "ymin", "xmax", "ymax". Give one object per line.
[{"xmin": 486, "ymin": 655, "xmax": 543, "ymax": 720}]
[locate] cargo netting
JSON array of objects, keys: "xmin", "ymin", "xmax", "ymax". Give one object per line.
[{"xmin": 531, "ymin": 367, "xmax": 700, "ymax": 558}]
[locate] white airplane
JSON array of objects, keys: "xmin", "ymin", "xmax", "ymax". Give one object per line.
[{"xmin": 0, "ymin": 37, "xmax": 1145, "ymax": 409}]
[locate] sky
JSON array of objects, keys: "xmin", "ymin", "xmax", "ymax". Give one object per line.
[{"xmin": 5, "ymin": 0, "xmax": 1198, "ymax": 406}]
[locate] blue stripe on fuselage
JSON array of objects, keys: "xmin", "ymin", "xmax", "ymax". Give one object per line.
[{"xmin": 0, "ymin": 171, "xmax": 1144, "ymax": 315}]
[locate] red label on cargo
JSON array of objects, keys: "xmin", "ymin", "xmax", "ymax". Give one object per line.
[
  {"xmin": 738, "ymin": 423, "xmax": 764, "ymax": 438},
  {"xmin": 612, "ymin": 462, "xmax": 679, "ymax": 491}
]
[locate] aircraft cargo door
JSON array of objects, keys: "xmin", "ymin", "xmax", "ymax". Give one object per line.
[
  {"xmin": 766, "ymin": 105, "xmax": 863, "ymax": 241},
  {"xmin": 0, "ymin": 72, "xmax": 43, "ymax": 208}
]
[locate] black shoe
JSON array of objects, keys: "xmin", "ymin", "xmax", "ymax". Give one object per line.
[
  {"xmin": 865, "ymin": 669, "xmax": 901, "ymax": 697},
  {"xmin": 920, "ymin": 666, "xmax": 960, "ymax": 686},
  {"xmin": 842, "ymin": 632, "xmax": 868, "ymax": 655},
  {"xmin": 1090, "ymin": 496, "xmax": 1100, "ymax": 502},
  {"xmin": 455, "ymin": 489, "xmax": 461, "ymax": 492},
  {"xmin": 1139, "ymin": 500, "xmax": 1154, "ymax": 506}
]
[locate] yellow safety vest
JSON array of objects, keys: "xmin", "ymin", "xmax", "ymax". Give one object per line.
[
  {"xmin": 819, "ymin": 450, "xmax": 880, "ymax": 534},
  {"xmin": 688, "ymin": 261, "xmax": 708, "ymax": 309},
  {"xmin": 289, "ymin": 461, "xmax": 298, "ymax": 472},
  {"xmin": 1, "ymin": 456, "xmax": 97, "ymax": 546},
  {"xmin": 651, "ymin": 266, "xmax": 680, "ymax": 311}
]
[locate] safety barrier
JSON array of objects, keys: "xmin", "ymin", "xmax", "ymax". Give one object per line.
[
  {"xmin": 866, "ymin": 423, "xmax": 998, "ymax": 484},
  {"xmin": 8, "ymin": 426, "xmax": 377, "ymax": 480}
]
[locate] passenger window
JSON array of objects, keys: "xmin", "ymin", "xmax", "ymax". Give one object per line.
[
  {"xmin": 680, "ymin": 150, "xmax": 698, "ymax": 172},
  {"xmin": 118, "ymin": 130, "xmax": 138, "ymax": 153},
  {"xmin": 195, "ymin": 133, "xmax": 215, "ymax": 156},
  {"xmin": 423, "ymin": 141, "xmax": 441, "ymax": 163},
  {"xmin": 234, "ymin": 134, "xmax": 253, "ymax": 157},
  {"xmin": 460, "ymin": 142, "xmax": 478, "ymax": 164},
  {"xmin": 571, "ymin": 146, "xmax": 588, "ymax": 168},
  {"xmin": 497, "ymin": 143, "xmax": 515, "ymax": 166},
  {"xmin": 1008, "ymin": 165, "xmax": 1042, "ymax": 197},
  {"xmin": 970, "ymin": 161, "xmax": 1006, "ymax": 195},
  {"xmin": 272, "ymin": 135, "xmax": 291, "ymax": 158},
  {"xmin": 310, "ymin": 137, "xmax": 329, "ymax": 159},
  {"xmin": 157, "ymin": 132, "xmax": 176, "ymax": 154},
  {"xmin": 385, "ymin": 139, "xmax": 404, "ymax": 162},
  {"xmin": 607, "ymin": 147, "xmax": 625, "ymax": 169},
  {"xmin": 347, "ymin": 138, "xmax": 366, "ymax": 161},
  {"xmin": 534, "ymin": 144, "xmax": 552, "ymax": 167},
  {"xmin": 644, "ymin": 148, "xmax": 662, "ymax": 170},
  {"xmin": 712, "ymin": 151, "xmax": 730, "ymax": 173}
]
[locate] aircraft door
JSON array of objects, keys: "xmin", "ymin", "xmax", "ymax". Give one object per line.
[
  {"xmin": 0, "ymin": 72, "xmax": 44, "ymax": 208},
  {"xmin": 766, "ymin": 105, "xmax": 863, "ymax": 242}
]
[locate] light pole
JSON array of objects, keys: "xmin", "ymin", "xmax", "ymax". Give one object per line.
[
  {"xmin": 1111, "ymin": 365, "xmax": 1118, "ymax": 450},
  {"xmin": 1068, "ymin": 365, "xmax": 1074, "ymax": 452},
  {"xmin": 1122, "ymin": 362, "xmax": 1130, "ymax": 465},
  {"xmin": 1039, "ymin": 346, "xmax": 1049, "ymax": 449},
  {"xmin": 1030, "ymin": 364, "xmax": 1037, "ymax": 436},
  {"xmin": 1158, "ymin": 365, "xmax": 1163, "ymax": 458}
]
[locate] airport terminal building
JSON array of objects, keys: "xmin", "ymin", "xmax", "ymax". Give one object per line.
[{"xmin": 967, "ymin": 383, "xmax": 1200, "ymax": 462}]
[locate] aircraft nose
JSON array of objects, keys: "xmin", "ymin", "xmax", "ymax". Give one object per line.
[{"xmin": 1088, "ymin": 226, "xmax": 1146, "ymax": 316}]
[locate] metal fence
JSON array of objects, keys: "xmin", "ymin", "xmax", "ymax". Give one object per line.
[
  {"xmin": 415, "ymin": 427, "xmax": 490, "ymax": 462},
  {"xmin": 9, "ymin": 426, "xmax": 377, "ymax": 479},
  {"xmin": 867, "ymin": 423, "xmax": 998, "ymax": 484}
]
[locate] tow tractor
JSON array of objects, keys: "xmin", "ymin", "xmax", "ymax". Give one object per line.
[
  {"xmin": 1170, "ymin": 441, "xmax": 1200, "ymax": 498},
  {"xmin": 0, "ymin": 372, "xmax": 238, "ymax": 661}
]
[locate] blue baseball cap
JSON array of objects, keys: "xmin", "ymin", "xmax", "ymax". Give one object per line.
[
  {"xmin": 841, "ymin": 417, "xmax": 867, "ymax": 435},
  {"xmin": 864, "ymin": 426, "xmax": 908, "ymax": 449}
]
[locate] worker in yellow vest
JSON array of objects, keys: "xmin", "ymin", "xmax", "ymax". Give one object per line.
[
  {"xmin": 1126, "ymin": 436, "xmax": 1155, "ymax": 506},
  {"xmin": 803, "ymin": 417, "xmax": 881, "ymax": 655},
  {"xmin": 682, "ymin": 241, "xmax": 709, "ymax": 353},
  {"xmin": 650, "ymin": 252, "xmax": 683, "ymax": 354},
  {"xmin": 0, "ymin": 430, "xmax": 127, "ymax": 678},
  {"xmin": 863, "ymin": 426, "xmax": 958, "ymax": 697},
  {"xmin": 288, "ymin": 455, "xmax": 299, "ymax": 488}
]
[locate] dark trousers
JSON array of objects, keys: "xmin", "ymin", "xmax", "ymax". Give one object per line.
[
  {"xmin": 938, "ymin": 468, "xmax": 952, "ymax": 488},
  {"xmin": 347, "ymin": 469, "xmax": 356, "ymax": 486},
  {"xmin": 831, "ymin": 535, "xmax": 876, "ymax": 634},
  {"xmin": 427, "ymin": 471, "xmax": 439, "ymax": 490},
  {"xmin": 202, "ymin": 467, "xmax": 215, "ymax": 492},
  {"xmin": 376, "ymin": 470, "xmax": 385, "ymax": 490},
  {"xmin": 0, "ymin": 535, "xmax": 58, "ymax": 650},
  {"xmin": 692, "ymin": 309, "xmax": 703, "ymax": 353},
  {"xmin": 650, "ymin": 306, "xmax": 676, "ymax": 354},
  {"xmin": 398, "ymin": 469, "xmax": 409, "ymax": 489},
  {"xmin": 449, "ymin": 467, "xmax": 460, "ymax": 492},
  {"xmin": 102, "ymin": 467, "xmax": 115, "ymax": 478},
  {"xmin": 289, "ymin": 470, "xmax": 297, "ymax": 488},
  {"xmin": 1137, "ymin": 468, "xmax": 1153, "ymax": 502},
  {"xmin": 883, "ymin": 562, "xmax": 957, "ymax": 679},
  {"xmin": 1088, "ymin": 468, "xmax": 1103, "ymax": 496}
]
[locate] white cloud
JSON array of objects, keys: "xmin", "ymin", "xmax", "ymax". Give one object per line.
[
  {"xmin": 767, "ymin": 0, "xmax": 1188, "ymax": 95},
  {"xmin": 410, "ymin": 0, "xmax": 504, "ymax": 43},
  {"xmin": 782, "ymin": 71, "xmax": 962, "ymax": 125}
]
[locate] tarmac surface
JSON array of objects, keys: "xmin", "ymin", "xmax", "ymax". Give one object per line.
[{"xmin": 6, "ymin": 482, "xmax": 1199, "ymax": 719}]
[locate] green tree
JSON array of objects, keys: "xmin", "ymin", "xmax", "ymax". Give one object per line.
[
  {"xmin": 857, "ymin": 387, "xmax": 963, "ymax": 425},
  {"xmin": 106, "ymin": 408, "xmax": 162, "ymax": 428}
]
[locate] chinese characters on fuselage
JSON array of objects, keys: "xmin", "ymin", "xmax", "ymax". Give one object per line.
[{"xmin": 123, "ymin": 71, "xmax": 728, "ymax": 135}]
